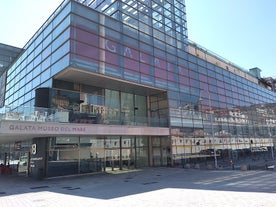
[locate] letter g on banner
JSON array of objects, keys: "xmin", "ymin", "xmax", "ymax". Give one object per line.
[{"xmin": 31, "ymin": 144, "xmax": 37, "ymax": 155}]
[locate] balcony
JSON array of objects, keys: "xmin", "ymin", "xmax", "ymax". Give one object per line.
[{"xmin": 0, "ymin": 105, "xmax": 168, "ymax": 128}]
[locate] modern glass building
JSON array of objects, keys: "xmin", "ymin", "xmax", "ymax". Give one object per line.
[{"xmin": 0, "ymin": 0, "xmax": 275, "ymax": 178}]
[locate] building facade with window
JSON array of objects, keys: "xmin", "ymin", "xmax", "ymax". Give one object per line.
[{"xmin": 0, "ymin": 0, "xmax": 275, "ymax": 178}]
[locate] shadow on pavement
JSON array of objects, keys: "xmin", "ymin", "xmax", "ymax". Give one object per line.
[{"xmin": 0, "ymin": 167, "xmax": 276, "ymax": 199}]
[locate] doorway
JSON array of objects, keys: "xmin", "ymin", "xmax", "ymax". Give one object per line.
[
  {"xmin": 152, "ymin": 137, "xmax": 170, "ymax": 166},
  {"xmin": 18, "ymin": 152, "xmax": 30, "ymax": 175},
  {"xmin": 104, "ymin": 136, "xmax": 136, "ymax": 172}
]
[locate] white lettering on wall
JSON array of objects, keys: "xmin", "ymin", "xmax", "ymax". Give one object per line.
[
  {"xmin": 140, "ymin": 53, "xmax": 146, "ymax": 63},
  {"xmin": 8, "ymin": 124, "xmax": 86, "ymax": 133},
  {"xmin": 154, "ymin": 58, "xmax": 161, "ymax": 67},
  {"xmin": 104, "ymin": 37, "xmax": 174, "ymax": 72},
  {"xmin": 105, "ymin": 40, "xmax": 116, "ymax": 52},
  {"xmin": 124, "ymin": 47, "xmax": 133, "ymax": 58}
]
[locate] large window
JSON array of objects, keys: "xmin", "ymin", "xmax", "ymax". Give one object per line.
[{"xmin": 47, "ymin": 135, "xmax": 149, "ymax": 177}]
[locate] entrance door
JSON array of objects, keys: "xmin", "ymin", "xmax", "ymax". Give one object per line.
[
  {"xmin": 121, "ymin": 137, "xmax": 135, "ymax": 170},
  {"xmin": 18, "ymin": 152, "xmax": 30, "ymax": 175},
  {"xmin": 151, "ymin": 137, "xmax": 170, "ymax": 166},
  {"xmin": 104, "ymin": 137, "xmax": 136, "ymax": 172},
  {"xmin": 104, "ymin": 137, "xmax": 121, "ymax": 172}
]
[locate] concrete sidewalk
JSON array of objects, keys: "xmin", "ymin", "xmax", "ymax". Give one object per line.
[{"xmin": 0, "ymin": 168, "xmax": 276, "ymax": 207}]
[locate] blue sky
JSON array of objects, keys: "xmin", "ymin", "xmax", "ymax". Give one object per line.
[
  {"xmin": 1, "ymin": 0, "xmax": 275, "ymax": 78},
  {"xmin": 185, "ymin": 0, "xmax": 276, "ymax": 78},
  {"xmin": 0, "ymin": 0, "xmax": 63, "ymax": 47}
]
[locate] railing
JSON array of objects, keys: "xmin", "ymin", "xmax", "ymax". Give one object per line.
[
  {"xmin": 187, "ymin": 39, "xmax": 253, "ymax": 76},
  {"xmin": 0, "ymin": 105, "xmax": 168, "ymax": 127}
]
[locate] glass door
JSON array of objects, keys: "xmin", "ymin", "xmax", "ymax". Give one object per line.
[
  {"xmin": 79, "ymin": 137, "xmax": 104, "ymax": 173},
  {"xmin": 152, "ymin": 137, "xmax": 170, "ymax": 166},
  {"xmin": 18, "ymin": 152, "xmax": 30, "ymax": 174},
  {"xmin": 121, "ymin": 137, "xmax": 135, "ymax": 170},
  {"xmin": 104, "ymin": 137, "xmax": 121, "ymax": 171},
  {"xmin": 152, "ymin": 137, "xmax": 161, "ymax": 166},
  {"xmin": 104, "ymin": 136, "xmax": 136, "ymax": 171}
]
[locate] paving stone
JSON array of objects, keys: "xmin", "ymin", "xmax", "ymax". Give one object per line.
[{"xmin": 0, "ymin": 168, "xmax": 276, "ymax": 207}]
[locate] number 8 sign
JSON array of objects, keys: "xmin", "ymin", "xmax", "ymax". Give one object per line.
[{"xmin": 31, "ymin": 144, "xmax": 37, "ymax": 155}]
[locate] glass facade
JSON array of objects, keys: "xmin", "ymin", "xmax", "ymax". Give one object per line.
[
  {"xmin": 4, "ymin": 2, "xmax": 72, "ymax": 108},
  {"xmin": 47, "ymin": 135, "xmax": 150, "ymax": 176},
  {"xmin": 0, "ymin": 0, "xmax": 276, "ymax": 177},
  {"xmin": 69, "ymin": 1, "xmax": 276, "ymax": 165},
  {"xmin": 75, "ymin": 0, "xmax": 187, "ymax": 47},
  {"xmin": 0, "ymin": 44, "xmax": 22, "ymax": 107},
  {"xmin": 48, "ymin": 83, "xmax": 155, "ymax": 126}
]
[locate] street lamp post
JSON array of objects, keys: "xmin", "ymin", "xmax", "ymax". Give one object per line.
[{"xmin": 201, "ymin": 90, "xmax": 218, "ymax": 169}]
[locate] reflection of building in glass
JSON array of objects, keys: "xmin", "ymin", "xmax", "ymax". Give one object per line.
[
  {"xmin": 0, "ymin": 0, "xmax": 275, "ymax": 178},
  {"xmin": 0, "ymin": 43, "xmax": 22, "ymax": 107}
]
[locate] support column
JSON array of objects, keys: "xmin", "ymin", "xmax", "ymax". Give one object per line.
[
  {"xmin": 119, "ymin": 136, "xmax": 122, "ymax": 170},
  {"xmin": 29, "ymin": 137, "xmax": 48, "ymax": 179},
  {"xmin": 134, "ymin": 136, "xmax": 137, "ymax": 168},
  {"xmin": 148, "ymin": 136, "xmax": 153, "ymax": 166}
]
